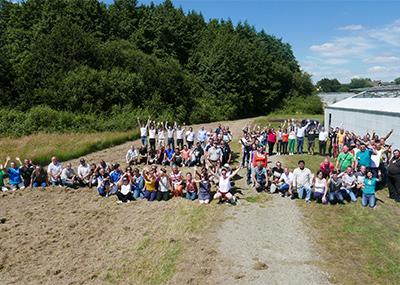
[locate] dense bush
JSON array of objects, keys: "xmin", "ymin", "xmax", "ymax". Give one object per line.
[
  {"xmin": 279, "ymin": 95, "xmax": 323, "ymax": 115},
  {"xmin": 0, "ymin": 0, "xmax": 316, "ymax": 130}
]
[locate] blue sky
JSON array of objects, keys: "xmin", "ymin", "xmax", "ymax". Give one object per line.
[{"xmin": 104, "ymin": 0, "xmax": 400, "ymax": 83}]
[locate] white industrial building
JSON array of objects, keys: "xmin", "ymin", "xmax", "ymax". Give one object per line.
[{"xmin": 324, "ymin": 86, "xmax": 400, "ymax": 148}]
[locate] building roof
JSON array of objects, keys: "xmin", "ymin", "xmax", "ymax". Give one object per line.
[{"xmin": 326, "ymin": 87, "xmax": 400, "ymax": 115}]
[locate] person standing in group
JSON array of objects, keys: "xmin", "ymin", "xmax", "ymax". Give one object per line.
[
  {"xmin": 157, "ymin": 122, "xmax": 165, "ymax": 147},
  {"xmin": 166, "ymin": 121, "xmax": 176, "ymax": 150},
  {"xmin": 176, "ymin": 124, "xmax": 185, "ymax": 149},
  {"xmin": 292, "ymin": 160, "xmax": 313, "ymax": 202},
  {"xmin": 318, "ymin": 127, "xmax": 329, "ymax": 156},
  {"xmin": 267, "ymin": 128, "xmax": 277, "ymax": 156},
  {"xmin": 276, "ymin": 127, "xmax": 283, "ymax": 155},
  {"xmin": 137, "ymin": 117, "xmax": 150, "ymax": 146},
  {"xmin": 387, "ymin": 149, "xmax": 400, "ymax": 202},
  {"xmin": 149, "ymin": 123, "xmax": 157, "ymax": 152},
  {"xmin": 328, "ymin": 127, "xmax": 338, "ymax": 158},
  {"xmin": 319, "ymin": 156, "xmax": 334, "ymax": 178},
  {"xmin": 307, "ymin": 127, "xmax": 317, "ymax": 155},
  {"xmin": 296, "ymin": 120, "xmax": 310, "ymax": 154},
  {"xmin": 336, "ymin": 145, "xmax": 355, "ymax": 173},
  {"xmin": 355, "ymin": 143, "xmax": 377, "ymax": 170},
  {"xmin": 185, "ymin": 127, "xmax": 195, "ymax": 149},
  {"xmin": 281, "ymin": 128, "xmax": 289, "ymax": 155},
  {"xmin": 197, "ymin": 126, "xmax": 207, "ymax": 148},
  {"xmin": 288, "ymin": 127, "xmax": 296, "ymax": 155}
]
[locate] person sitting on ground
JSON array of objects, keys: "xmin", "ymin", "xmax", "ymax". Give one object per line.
[
  {"xmin": 116, "ymin": 173, "xmax": 134, "ymax": 204},
  {"xmin": 163, "ymin": 145, "xmax": 175, "ymax": 166},
  {"xmin": 131, "ymin": 168, "xmax": 145, "ymax": 199},
  {"xmin": 185, "ymin": 172, "xmax": 198, "ymax": 201},
  {"xmin": 143, "ymin": 168, "xmax": 157, "ymax": 201},
  {"xmin": 292, "ymin": 160, "xmax": 313, "ymax": 202},
  {"xmin": 109, "ymin": 163, "xmax": 123, "ymax": 195},
  {"xmin": 312, "ymin": 170, "xmax": 328, "ymax": 204},
  {"xmin": 126, "ymin": 145, "xmax": 139, "ymax": 165},
  {"xmin": 156, "ymin": 145, "xmax": 165, "ymax": 165},
  {"xmin": 99, "ymin": 160, "xmax": 111, "ymax": 173},
  {"xmin": 188, "ymin": 142, "xmax": 204, "ymax": 167},
  {"xmin": 97, "ymin": 169, "xmax": 110, "ymax": 197},
  {"xmin": 31, "ymin": 165, "xmax": 48, "ymax": 188},
  {"xmin": 338, "ymin": 166, "xmax": 357, "ymax": 202},
  {"xmin": 5, "ymin": 156, "xmax": 25, "ymax": 190},
  {"xmin": 270, "ymin": 161, "xmax": 284, "ymax": 193},
  {"xmin": 61, "ymin": 163, "xmax": 79, "ymax": 189},
  {"xmin": 77, "ymin": 158, "xmax": 91, "ymax": 187},
  {"xmin": 170, "ymin": 165, "xmax": 183, "ymax": 198},
  {"xmin": 48, "ymin": 156, "xmax": 63, "ymax": 186},
  {"xmin": 319, "ymin": 156, "xmax": 334, "ymax": 179},
  {"xmin": 88, "ymin": 163, "xmax": 99, "ymax": 188},
  {"xmin": 157, "ymin": 168, "xmax": 170, "ymax": 201},
  {"xmin": 0, "ymin": 163, "xmax": 8, "ymax": 192},
  {"xmin": 138, "ymin": 145, "xmax": 148, "ymax": 164},
  {"xmin": 147, "ymin": 149, "xmax": 157, "ymax": 165},
  {"xmin": 361, "ymin": 170, "xmax": 381, "ymax": 208},
  {"xmin": 213, "ymin": 166, "xmax": 242, "ymax": 205},
  {"xmin": 328, "ymin": 171, "xmax": 344, "ymax": 204},
  {"xmin": 252, "ymin": 161, "xmax": 268, "ymax": 193},
  {"xmin": 20, "ymin": 158, "xmax": 34, "ymax": 188},
  {"xmin": 278, "ymin": 167, "xmax": 293, "ymax": 197},
  {"xmin": 194, "ymin": 168, "xmax": 213, "ymax": 204},
  {"xmin": 174, "ymin": 147, "xmax": 183, "ymax": 167},
  {"xmin": 180, "ymin": 145, "xmax": 191, "ymax": 166},
  {"xmin": 355, "ymin": 165, "xmax": 367, "ymax": 195}
]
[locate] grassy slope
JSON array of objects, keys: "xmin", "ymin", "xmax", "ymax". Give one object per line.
[
  {"xmin": 258, "ymin": 114, "xmax": 400, "ymax": 284},
  {"xmin": 0, "ymin": 130, "xmax": 139, "ymax": 165}
]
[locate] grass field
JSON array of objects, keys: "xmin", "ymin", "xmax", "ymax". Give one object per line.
[
  {"xmin": 0, "ymin": 130, "xmax": 139, "ymax": 166},
  {"xmin": 276, "ymin": 149, "xmax": 400, "ymax": 284}
]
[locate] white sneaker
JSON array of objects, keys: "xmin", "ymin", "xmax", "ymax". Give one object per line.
[{"xmin": 117, "ymin": 201, "xmax": 123, "ymax": 204}]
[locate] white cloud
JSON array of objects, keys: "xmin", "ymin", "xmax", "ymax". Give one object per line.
[
  {"xmin": 310, "ymin": 36, "xmax": 373, "ymax": 57},
  {"xmin": 363, "ymin": 55, "xmax": 400, "ymax": 64},
  {"xmin": 325, "ymin": 58, "xmax": 348, "ymax": 65},
  {"xmin": 338, "ymin": 24, "xmax": 364, "ymax": 31},
  {"xmin": 368, "ymin": 19, "xmax": 400, "ymax": 47},
  {"xmin": 367, "ymin": 66, "xmax": 388, "ymax": 73}
]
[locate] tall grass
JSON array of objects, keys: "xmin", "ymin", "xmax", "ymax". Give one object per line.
[{"xmin": 0, "ymin": 130, "xmax": 139, "ymax": 165}]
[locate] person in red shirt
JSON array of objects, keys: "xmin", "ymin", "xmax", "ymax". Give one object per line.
[
  {"xmin": 267, "ymin": 128, "xmax": 277, "ymax": 156},
  {"xmin": 252, "ymin": 145, "xmax": 268, "ymax": 168},
  {"xmin": 319, "ymin": 156, "xmax": 335, "ymax": 178},
  {"xmin": 281, "ymin": 129, "xmax": 289, "ymax": 155}
]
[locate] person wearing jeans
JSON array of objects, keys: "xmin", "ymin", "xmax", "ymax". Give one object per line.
[
  {"xmin": 292, "ymin": 160, "xmax": 313, "ymax": 202},
  {"xmin": 131, "ymin": 168, "xmax": 145, "ymax": 199},
  {"xmin": 328, "ymin": 171, "xmax": 344, "ymax": 204},
  {"xmin": 361, "ymin": 170, "xmax": 380, "ymax": 208},
  {"xmin": 339, "ymin": 166, "xmax": 357, "ymax": 202},
  {"xmin": 296, "ymin": 121, "xmax": 310, "ymax": 154}
]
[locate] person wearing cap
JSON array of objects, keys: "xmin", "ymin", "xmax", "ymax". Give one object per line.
[
  {"xmin": 116, "ymin": 173, "xmax": 134, "ymax": 203},
  {"xmin": 77, "ymin": 158, "xmax": 91, "ymax": 187}
]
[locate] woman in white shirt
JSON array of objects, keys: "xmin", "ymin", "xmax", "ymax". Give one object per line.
[
  {"xmin": 185, "ymin": 127, "xmax": 195, "ymax": 149},
  {"xmin": 157, "ymin": 122, "xmax": 165, "ymax": 146},
  {"xmin": 288, "ymin": 127, "xmax": 297, "ymax": 155},
  {"xmin": 157, "ymin": 168, "xmax": 170, "ymax": 201},
  {"xmin": 149, "ymin": 123, "xmax": 157, "ymax": 151},
  {"xmin": 116, "ymin": 173, "xmax": 134, "ymax": 203},
  {"xmin": 213, "ymin": 166, "xmax": 242, "ymax": 204},
  {"xmin": 313, "ymin": 170, "xmax": 328, "ymax": 204}
]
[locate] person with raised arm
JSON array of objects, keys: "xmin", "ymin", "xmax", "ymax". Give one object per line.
[
  {"xmin": 212, "ymin": 165, "xmax": 242, "ymax": 205},
  {"xmin": 137, "ymin": 116, "xmax": 150, "ymax": 146},
  {"xmin": 4, "ymin": 156, "xmax": 25, "ymax": 190}
]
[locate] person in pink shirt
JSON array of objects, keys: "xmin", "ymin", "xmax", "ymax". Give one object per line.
[
  {"xmin": 319, "ymin": 156, "xmax": 335, "ymax": 178},
  {"xmin": 267, "ymin": 128, "xmax": 277, "ymax": 156}
]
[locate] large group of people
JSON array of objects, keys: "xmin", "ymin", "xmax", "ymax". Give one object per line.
[
  {"xmin": 241, "ymin": 118, "xmax": 400, "ymax": 207},
  {"xmin": 1, "ymin": 117, "xmax": 399, "ymax": 208}
]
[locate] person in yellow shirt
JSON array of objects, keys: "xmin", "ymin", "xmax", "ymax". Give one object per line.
[
  {"xmin": 337, "ymin": 129, "xmax": 345, "ymax": 152},
  {"xmin": 143, "ymin": 168, "xmax": 157, "ymax": 201}
]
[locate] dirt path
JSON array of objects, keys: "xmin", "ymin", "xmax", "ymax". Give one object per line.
[{"xmin": 208, "ymin": 156, "xmax": 331, "ymax": 285}]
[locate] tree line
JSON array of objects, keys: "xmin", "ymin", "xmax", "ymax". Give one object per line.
[
  {"xmin": 317, "ymin": 77, "xmax": 400, "ymax": 93},
  {"xmin": 0, "ymin": 0, "xmax": 316, "ymax": 135}
]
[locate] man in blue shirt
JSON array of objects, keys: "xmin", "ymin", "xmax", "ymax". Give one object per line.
[
  {"xmin": 163, "ymin": 145, "xmax": 175, "ymax": 166},
  {"xmin": 355, "ymin": 144, "xmax": 377, "ymax": 170},
  {"xmin": 5, "ymin": 156, "xmax": 25, "ymax": 190},
  {"xmin": 109, "ymin": 163, "xmax": 122, "ymax": 195}
]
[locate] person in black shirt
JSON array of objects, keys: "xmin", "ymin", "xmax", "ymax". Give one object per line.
[
  {"xmin": 20, "ymin": 159, "xmax": 34, "ymax": 187},
  {"xmin": 221, "ymin": 141, "xmax": 232, "ymax": 165},
  {"xmin": 387, "ymin": 149, "xmax": 400, "ymax": 202},
  {"xmin": 328, "ymin": 127, "xmax": 337, "ymax": 158},
  {"xmin": 307, "ymin": 128, "xmax": 317, "ymax": 155},
  {"xmin": 31, "ymin": 166, "xmax": 48, "ymax": 188}
]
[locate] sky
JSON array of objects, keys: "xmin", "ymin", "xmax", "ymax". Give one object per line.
[{"xmin": 103, "ymin": 0, "xmax": 400, "ymax": 83}]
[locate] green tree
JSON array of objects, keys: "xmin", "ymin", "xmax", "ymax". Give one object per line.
[
  {"xmin": 349, "ymin": 78, "xmax": 373, "ymax": 89},
  {"xmin": 316, "ymin": 78, "xmax": 342, "ymax": 92},
  {"xmin": 394, "ymin": 77, "xmax": 400, "ymax": 85}
]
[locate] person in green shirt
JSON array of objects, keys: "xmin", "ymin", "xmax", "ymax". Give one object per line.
[
  {"xmin": 361, "ymin": 170, "xmax": 380, "ymax": 208},
  {"xmin": 0, "ymin": 164, "xmax": 8, "ymax": 192},
  {"xmin": 336, "ymin": 145, "xmax": 355, "ymax": 172}
]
